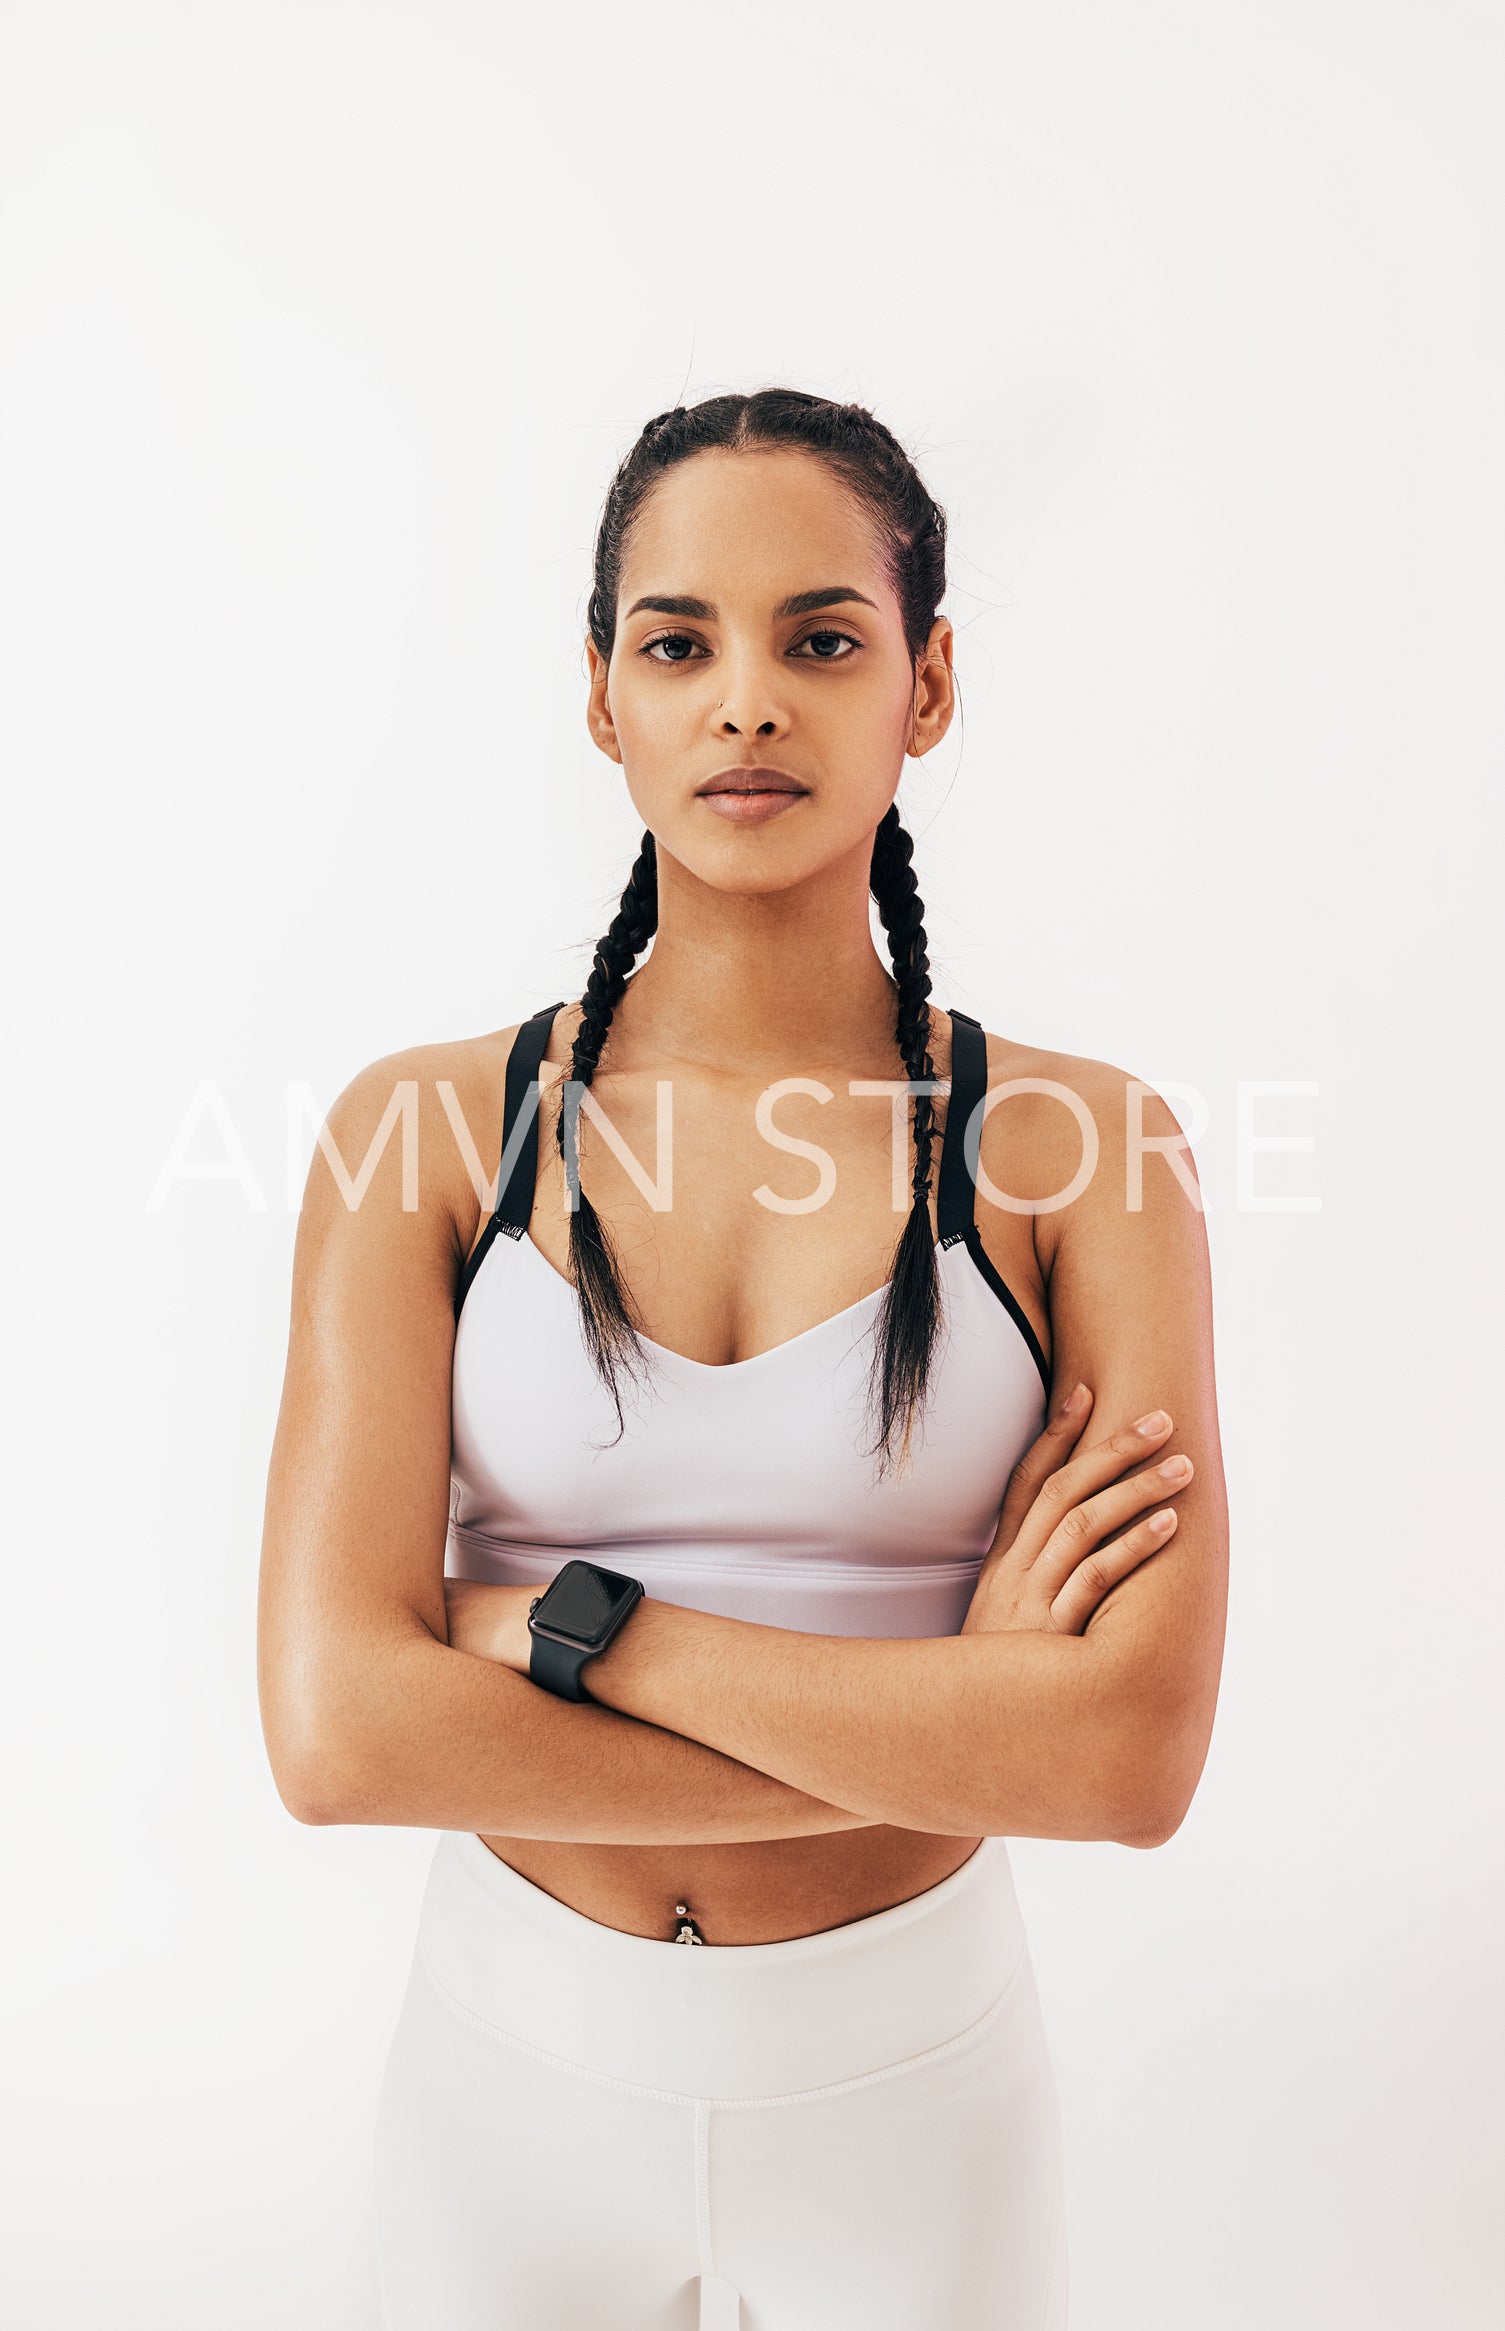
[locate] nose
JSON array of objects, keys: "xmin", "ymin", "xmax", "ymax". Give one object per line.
[
  {"xmin": 711, "ymin": 651, "xmax": 790, "ymax": 742},
  {"xmin": 714, "ymin": 699, "xmax": 783, "ymax": 740}
]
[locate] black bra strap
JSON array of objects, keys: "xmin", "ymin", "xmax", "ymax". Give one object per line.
[
  {"xmin": 493, "ymin": 1001, "xmax": 566, "ymax": 1235},
  {"xmin": 936, "ymin": 1009, "xmax": 1051, "ymax": 1392},
  {"xmin": 937, "ymin": 1008, "xmax": 986, "ymax": 1243},
  {"xmin": 453, "ymin": 1001, "xmax": 564, "ymax": 1320}
]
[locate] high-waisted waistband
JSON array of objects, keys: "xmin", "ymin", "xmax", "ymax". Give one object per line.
[{"xmin": 414, "ymin": 1829, "xmax": 1030, "ymax": 2102}]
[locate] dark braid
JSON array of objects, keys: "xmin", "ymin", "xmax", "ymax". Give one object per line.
[
  {"xmin": 867, "ymin": 805, "xmax": 943, "ymax": 1472},
  {"xmin": 555, "ymin": 830, "xmax": 659, "ymax": 1435},
  {"xmin": 572, "ymin": 388, "xmax": 953, "ymax": 1466}
]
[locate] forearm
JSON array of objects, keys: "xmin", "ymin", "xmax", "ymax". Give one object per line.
[
  {"xmin": 583, "ymin": 1599, "xmax": 1166, "ymax": 1842},
  {"xmin": 286, "ymin": 1616, "xmax": 877, "ymax": 1844}
]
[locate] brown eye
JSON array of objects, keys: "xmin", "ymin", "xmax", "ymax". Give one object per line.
[
  {"xmin": 642, "ymin": 633, "xmax": 703, "ymax": 664},
  {"xmin": 795, "ymin": 630, "xmax": 859, "ymax": 661}
]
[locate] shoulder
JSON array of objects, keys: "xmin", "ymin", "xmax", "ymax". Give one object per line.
[
  {"xmin": 958, "ymin": 1019, "xmax": 1203, "ymax": 1248},
  {"xmin": 301, "ymin": 1023, "xmax": 531, "ymax": 1256},
  {"xmin": 321, "ymin": 1023, "xmax": 518, "ymax": 1147}
]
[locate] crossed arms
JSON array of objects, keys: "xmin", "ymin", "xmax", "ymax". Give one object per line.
[{"xmin": 257, "ymin": 1046, "xmax": 1228, "ymax": 1850}]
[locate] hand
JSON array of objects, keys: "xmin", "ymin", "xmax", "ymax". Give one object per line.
[
  {"xmin": 962, "ymin": 1386, "xmax": 1193, "ymax": 1638},
  {"xmin": 443, "ymin": 1578, "xmax": 536, "ymax": 1671}
]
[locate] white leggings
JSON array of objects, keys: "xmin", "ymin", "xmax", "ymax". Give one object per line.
[{"xmin": 374, "ymin": 1829, "xmax": 1068, "ymax": 2328}]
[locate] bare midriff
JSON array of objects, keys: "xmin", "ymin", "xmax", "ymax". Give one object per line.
[{"xmin": 472, "ymin": 1827, "xmax": 983, "ymax": 1945}]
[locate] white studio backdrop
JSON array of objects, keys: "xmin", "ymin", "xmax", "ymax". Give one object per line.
[{"xmin": 2, "ymin": 2, "xmax": 1500, "ymax": 2323}]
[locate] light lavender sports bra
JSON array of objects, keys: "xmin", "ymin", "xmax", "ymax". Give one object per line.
[{"xmin": 446, "ymin": 1004, "xmax": 1051, "ymax": 1640}]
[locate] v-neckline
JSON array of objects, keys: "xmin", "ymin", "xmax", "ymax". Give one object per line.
[{"xmin": 516, "ymin": 1219, "xmax": 952, "ymax": 1376}]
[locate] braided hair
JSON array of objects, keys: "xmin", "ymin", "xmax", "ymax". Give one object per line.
[{"xmin": 566, "ymin": 388, "xmax": 952, "ymax": 1472}]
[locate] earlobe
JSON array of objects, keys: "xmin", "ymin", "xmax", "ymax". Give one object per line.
[
  {"xmin": 912, "ymin": 633, "xmax": 956, "ymax": 757},
  {"xmin": 585, "ymin": 642, "xmax": 624, "ymax": 763},
  {"xmin": 906, "ymin": 678, "xmax": 944, "ymax": 759},
  {"xmin": 588, "ymin": 705, "xmax": 624, "ymax": 764}
]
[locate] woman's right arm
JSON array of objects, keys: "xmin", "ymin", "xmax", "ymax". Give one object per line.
[{"xmin": 256, "ymin": 1048, "xmax": 870, "ymax": 1844}]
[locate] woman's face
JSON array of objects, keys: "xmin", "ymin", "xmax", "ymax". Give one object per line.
[{"xmin": 585, "ymin": 447, "xmax": 954, "ymax": 894}]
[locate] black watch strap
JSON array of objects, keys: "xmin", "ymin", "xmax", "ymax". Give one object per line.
[{"xmin": 528, "ymin": 1626, "xmax": 596, "ymax": 1703}]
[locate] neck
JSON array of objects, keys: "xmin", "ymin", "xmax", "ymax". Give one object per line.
[{"xmin": 605, "ymin": 834, "xmax": 908, "ymax": 1075}]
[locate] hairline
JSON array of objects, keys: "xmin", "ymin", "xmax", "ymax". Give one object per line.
[{"xmin": 609, "ymin": 441, "xmax": 910, "ymax": 651}]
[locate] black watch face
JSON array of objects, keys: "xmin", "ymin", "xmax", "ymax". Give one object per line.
[{"xmin": 534, "ymin": 1561, "xmax": 640, "ymax": 1648}]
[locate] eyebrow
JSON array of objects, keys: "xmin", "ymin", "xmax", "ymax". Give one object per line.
[{"xmin": 623, "ymin": 586, "xmax": 880, "ymax": 621}]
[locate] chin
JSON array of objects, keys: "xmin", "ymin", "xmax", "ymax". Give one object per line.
[
  {"xmin": 673, "ymin": 839, "xmax": 843, "ymax": 899},
  {"xmin": 654, "ymin": 811, "xmax": 888, "ymax": 896}
]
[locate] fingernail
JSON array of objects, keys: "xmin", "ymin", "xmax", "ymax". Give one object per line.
[
  {"xmin": 1149, "ymin": 1510, "xmax": 1177, "ymax": 1534},
  {"xmin": 1062, "ymin": 1383, "xmax": 1089, "ymax": 1415},
  {"xmin": 1157, "ymin": 1455, "xmax": 1192, "ymax": 1481},
  {"xmin": 1134, "ymin": 1411, "xmax": 1170, "ymax": 1436}
]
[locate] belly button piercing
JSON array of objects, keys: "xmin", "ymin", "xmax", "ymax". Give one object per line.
[{"xmin": 673, "ymin": 1900, "xmax": 706, "ymax": 1945}]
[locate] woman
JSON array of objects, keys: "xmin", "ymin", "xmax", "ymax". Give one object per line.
[{"xmin": 258, "ymin": 388, "xmax": 1228, "ymax": 2328}]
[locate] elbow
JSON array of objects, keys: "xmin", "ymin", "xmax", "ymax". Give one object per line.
[
  {"xmin": 260, "ymin": 1614, "xmax": 432, "ymax": 1828},
  {"xmin": 278, "ymin": 1760, "xmax": 351, "ymax": 1828},
  {"xmin": 1106, "ymin": 1733, "xmax": 1206, "ymax": 1851},
  {"xmin": 265, "ymin": 1726, "xmax": 360, "ymax": 1826},
  {"xmin": 1092, "ymin": 1649, "xmax": 1215, "ymax": 1849},
  {"xmin": 965, "ymin": 1764, "xmax": 1187, "ymax": 1849},
  {"xmin": 261, "ymin": 1668, "xmax": 373, "ymax": 1827},
  {"xmin": 261, "ymin": 1665, "xmax": 350, "ymax": 1823},
  {"xmin": 1113, "ymin": 1792, "xmax": 1189, "ymax": 1851}
]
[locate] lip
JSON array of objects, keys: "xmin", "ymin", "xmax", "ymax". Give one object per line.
[
  {"xmin": 695, "ymin": 765, "xmax": 811, "ymax": 827},
  {"xmin": 695, "ymin": 767, "xmax": 810, "ymax": 796}
]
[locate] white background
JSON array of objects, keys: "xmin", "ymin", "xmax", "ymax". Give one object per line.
[{"xmin": 2, "ymin": 2, "xmax": 1501, "ymax": 2323}]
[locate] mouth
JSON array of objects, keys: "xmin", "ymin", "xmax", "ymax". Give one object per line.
[
  {"xmin": 695, "ymin": 767, "xmax": 810, "ymax": 797},
  {"xmin": 694, "ymin": 767, "xmax": 811, "ymax": 827}
]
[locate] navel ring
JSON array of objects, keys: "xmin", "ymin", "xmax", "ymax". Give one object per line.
[{"xmin": 673, "ymin": 1900, "xmax": 706, "ymax": 1945}]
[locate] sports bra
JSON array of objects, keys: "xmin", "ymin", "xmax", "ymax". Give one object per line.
[{"xmin": 446, "ymin": 1004, "xmax": 1052, "ymax": 1640}]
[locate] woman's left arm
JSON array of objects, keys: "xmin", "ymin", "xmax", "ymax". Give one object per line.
[{"xmin": 467, "ymin": 1062, "xmax": 1228, "ymax": 1846}]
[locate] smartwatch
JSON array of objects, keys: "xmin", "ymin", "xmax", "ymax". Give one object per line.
[{"xmin": 527, "ymin": 1560, "xmax": 645, "ymax": 1702}]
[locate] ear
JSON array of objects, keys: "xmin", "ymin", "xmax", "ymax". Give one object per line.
[
  {"xmin": 906, "ymin": 618, "xmax": 956, "ymax": 758},
  {"xmin": 585, "ymin": 637, "xmax": 624, "ymax": 764}
]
